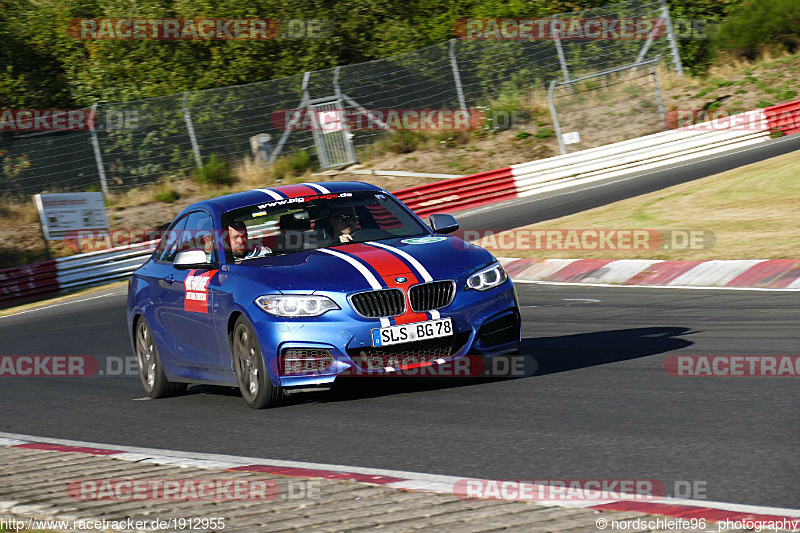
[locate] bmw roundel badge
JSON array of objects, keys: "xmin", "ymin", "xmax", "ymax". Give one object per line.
[{"xmin": 395, "ymin": 277, "xmax": 407, "ymax": 283}]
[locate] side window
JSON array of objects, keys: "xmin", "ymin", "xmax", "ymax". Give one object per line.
[
  {"xmin": 156, "ymin": 215, "xmax": 188, "ymax": 263},
  {"xmin": 180, "ymin": 211, "xmax": 216, "ymax": 262}
]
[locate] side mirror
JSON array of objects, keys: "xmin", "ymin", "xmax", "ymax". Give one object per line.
[
  {"xmin": 174, "ymin": 250, "xmax": 215, "ymax": 270},
  {"xmin": 429, "ymin": 213, "xmax": 459, "ymax": 234}
]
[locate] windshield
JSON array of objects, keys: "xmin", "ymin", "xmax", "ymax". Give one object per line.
[{"xmin": 221, "ymin": 191, "xmax": 430, "ymax": 261}]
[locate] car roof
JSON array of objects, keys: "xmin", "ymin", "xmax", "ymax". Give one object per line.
[{"xmin": 178, "ymin": 181, "xmax": 386, "ymax": 218}]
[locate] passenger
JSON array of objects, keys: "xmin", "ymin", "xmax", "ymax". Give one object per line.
[{"xmin": 328, "ymin": 206, "xmax": 359, "ymax": 243}]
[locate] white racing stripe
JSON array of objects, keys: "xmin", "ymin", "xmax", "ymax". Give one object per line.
[
  {"xmin": 366, "ymin": 241, "xmax": 441, "ymax": 319},
  {"xmin": 318, "ymin": 248, "xmax": 390, "ymax": 328},
  {"xmin": 305, "ymin": 183, "xmax": 331, "ymax": 194},
  {"xmin": 254, "ymin": 188, "xmax": 284, "ymax": 200}
]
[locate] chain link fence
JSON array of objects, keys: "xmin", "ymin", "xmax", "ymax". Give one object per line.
[
  {"xmin": 548, "ymin": 57, "xmax": 667, "ymax": 154},
  {"xmin": 0, "ymin": 0, "xmax": 681, "ymax": 197}
]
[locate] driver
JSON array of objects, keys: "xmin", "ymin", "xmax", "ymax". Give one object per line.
[
  {"xmin": 228, "ymin": 220, "xmax": 271, "ymax": 260},
  {"xmin": 328, "ymin": 206, "xmax": 359, "ymax": 243}
]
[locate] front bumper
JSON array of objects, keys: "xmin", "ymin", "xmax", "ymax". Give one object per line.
[{"xmin": 247, "ymin": 280, "xmax": 521, "ymax": 388}]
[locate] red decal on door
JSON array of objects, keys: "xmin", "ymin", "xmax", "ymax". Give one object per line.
[{"xmin": 184, "ymin": 269, "xmax": 218, "ymax": 313}]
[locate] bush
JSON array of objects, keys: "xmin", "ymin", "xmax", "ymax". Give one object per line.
[
  {"xmin": 434, "ymin": 130, "xmax": 470, "ymax": 148},
  {"xmin": 534, "ymin": 128, "xmax": 553, "ymax": 139},
  {"xmin": 155, "ymin": 188, "xmax": 179, "ymax": 203},
  {"xmin": 194, "ymin": 154, "xmax": 233, "ymax": 186},
  {"xmin": 288, "ymin": 149, "xmax": 312, "ymax": 175},
  {"xmin": 515, "ymin": 131, "xmax": 531, "ymax": 140},
  {"xmin": 713, "ymin": 0, "xmax": 800, "ymax": 59},
  {"xmin": 383, "ymin": 130, "xmax": 427, "ymax": 153}
]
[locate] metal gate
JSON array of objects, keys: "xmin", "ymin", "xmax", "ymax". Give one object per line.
[{"xmin": 310, "ymin": 98, "xmax": 357, "ymax": 169}]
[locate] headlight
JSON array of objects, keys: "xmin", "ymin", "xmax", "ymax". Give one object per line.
[
  {"xmin": 466, "ymin": 262, "xmax": 507, "ymax": 291},
  {"xmin": 255, "ymin": 295, "xmax": 340, "ymax": 317}
]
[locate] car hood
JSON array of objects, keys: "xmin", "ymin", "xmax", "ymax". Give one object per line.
[{"xmin": 225, "ymin": 235, "xmax": 495, "ymax": 292}]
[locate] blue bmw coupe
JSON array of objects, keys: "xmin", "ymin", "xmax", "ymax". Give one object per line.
[{"xmin": 127, "ymin": 182, "xmax": 520, "ymax": 408}]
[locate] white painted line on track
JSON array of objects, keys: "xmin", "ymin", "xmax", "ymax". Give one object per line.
[
  {"xmin": 0, "ymin": 290, "xmax": 127, "ymax": 319},
  {"xmin": 512, "ymin": 280, "xmax": 800, "ymax": 291}
]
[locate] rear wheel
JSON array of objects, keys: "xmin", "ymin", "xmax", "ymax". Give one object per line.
[
  {"xmin": 134, "ymin": 317, "xmax": 187, "ymax": 398},
  {"xmin": 232, "ymin": 316, "xmax": 284, "ymax": 409}
]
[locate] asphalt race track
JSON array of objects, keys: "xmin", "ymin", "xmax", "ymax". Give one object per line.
[
  {"xmin": 1, "ymin": 136, "xmax": 799, "ymax": 511},
  {"xmin": 1, "ymin": 284, "xmax": 798, "ymax": 508}
]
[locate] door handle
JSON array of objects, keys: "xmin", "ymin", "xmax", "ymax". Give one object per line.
[{"xmin": 164, "ymin": 274, "xmax": 174, "ymax": 284}]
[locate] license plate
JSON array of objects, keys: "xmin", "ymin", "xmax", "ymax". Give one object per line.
[{"xmin": 372, "ymin": 318, "xmax": 453, "ymax": 347}]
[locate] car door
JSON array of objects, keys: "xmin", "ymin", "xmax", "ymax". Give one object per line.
[{"xmin": 159, "ymin": 210, "xmax": 225, "ymax": 371}]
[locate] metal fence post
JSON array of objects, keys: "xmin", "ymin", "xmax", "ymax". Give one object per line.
[
  {"xmin": 89, "ymin": 102, "xmax": 109, "ymax": 195},
  {"xmin": 448, "ymin": 39, "xmax": 467, "ymax": 110},
  {"xmin": 552, "ymin": 15, "xmax": 573, "ymax": 95},
  {"xmin": 651, "ymin": 58, "xmax": 667, "ymax": 130},
  {"xmin": 660, "ymin": 0, "xmax": 684, "ymax": 76},
  {"xmin": 547, "ymin": 80, "xmax": 567, "ymax": 155},
  {"xmin": 636, "ymin": 18, "xmax": 662, "ymax": 64},
  {"xmin": 333, "ymin": 66, "xmax": 358, "ymax": 165},
  {"xmin": 183, "ymin": 92, "xmax": 204, "ymax": 170},
  {"xmin": 269, "ymin": 72, "xmax": 311, "ymax": 165}
]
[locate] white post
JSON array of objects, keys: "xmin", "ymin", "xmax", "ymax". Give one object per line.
[
  {"xmin": 448, "ymin": 39, "xmax": 467, "ymax": 110},
  {"xmin": 89, "ymin": 102, "xmax": 109, "ymax": 195},
  {"xmin": 552, "ymin": 15, "xmax": 573, "ymax": 94},
  {"xmin": 547, "ymin": 81, "xmax": 567, "ymax": 155},
  {"xmin": 183, "ymin": 92, "xmax": 204, "ymax": 170},
  {"xmin": 660, "ymin": 0, "xmax": 684, "ymax": 76}
]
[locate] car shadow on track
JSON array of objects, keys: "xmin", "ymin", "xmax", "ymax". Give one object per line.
[{"xmin": 318, "ymin": 326, "xmax": 696, "ymax": 403}]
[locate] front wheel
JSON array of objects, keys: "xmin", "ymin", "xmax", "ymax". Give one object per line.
[
  {"xmin": 232, "ymin": 316, "xmax": 284, "ymax": 409},
  {"xmin": 134, "ymin": 317, "xmax": 187, "ymax": 398}
]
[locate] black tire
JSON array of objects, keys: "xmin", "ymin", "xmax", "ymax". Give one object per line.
[
  {"xmin": 134, "ymin": 317, "xmax": 187, "ymax": 398},
  {"xmin": 232, "ymin": 316, "xmax": 284, "ymax": 409}
]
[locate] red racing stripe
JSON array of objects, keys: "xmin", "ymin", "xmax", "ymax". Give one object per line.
[
  {"xmin": 339, "ymin": 243, "xmax": 428, "ymax": 325},
  {"xmin": 272, "ymin": 184, "xmax": 322, "ymax": 198}
]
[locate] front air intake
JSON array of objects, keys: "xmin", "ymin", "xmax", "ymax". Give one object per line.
[{"xmin": 349, "ymin": 289, "xmax": 405, "ymax": 318}]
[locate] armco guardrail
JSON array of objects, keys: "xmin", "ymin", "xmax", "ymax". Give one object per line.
[
  {"xmin": 0, "ymin": 106, "xmax": 784, "ymax": 304},
  {"xmin": 0, "ymin": 261, "xmax": 59, "ymax": 307},
  {"xmin": 56, "ymin": 240, "xmax": 157, "ymax": 291},
  {"xmin": 393, "ymin": 167, "xmax": 517, "ymax": 218},
  {"xmin": 396, "ymin": 109, "xmax": 770, "ymax": 213},
  {"xmin": 765, "ymin": 99, "xmax": 800, "ymax": 136},
  {"xmin": 0, "ymin": 241, "xmax": 156, "ymax": 308},
  {"xmin": 511, "ymin": 110, "xmax": 769, "ymax": 197}
]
